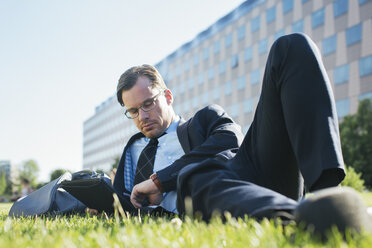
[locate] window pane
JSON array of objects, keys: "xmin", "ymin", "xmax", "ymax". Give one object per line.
[
  {"xmin": 334, "ymin": 0, "xmax": 348, "ymax": 18},
  {"xmin": 213, "ymin": 86, "xmax": 220, "ymax": 100},
  {"xmin": 202, "ymin": 92, "xmax": 209, "ymax": 104},
  {"xmin": 244, "ymin": 99, "xmax": 253, "ymax": 113},
  {"xmin": 275, "ymin": 29, "xmax": 285, "ymax": 40},
  {"xmin": 237, "ymin": 76, "xmax": 246, "ymax": 90},
  {"xmin": 230, "ymin": 103, "xmax": 239, "ymax": 117},
  {"xmin": 184, "ymin": 60, "xmax": 190, "ymax": 72},
  {"xmin": 336, "ymin": 98, "xmax": 350, "ymax": 118},
  {"xmin": 231, "ymin": 54, "xmax": 239, "ymax": 68},
  {"xmin": 322, "ymin": 35, "xmax": 337, "ymax": 55},
  {"xmin": 251, "ymin": 16, "xmax": 260, "ymax": 33},
  {"xmin": 214, "ymin": 40, "xmax": 220, "ymax": 54},
  {"xmin": 198, "ymin": 72, "xmax": 204, "ymax": 84},
  {"xmin": 266, "ymin": 6, "xmax": 276, "ymax": 24},
  {"xmin": 258, "ymin": 39, "xmax": 268, "ymax": 55},
  {"xmin": 312, "ymin": 8, "xmax": 325, "ymax": 29},
  {"xmin": 345, "ymin": 23, "xmax": 362, "ymax": 46},
  {"xmin": 283, "ymin": 0, "xmax": 294, "ymax": 14},
  {"xmin": 192, "ymin": 96, "xmax": 198, "ymax": 108},
  {"xmin": 359, "ymin": 0, "xmax": 371, "ymax": 5},
  {"xmin": 237, "ymin": 25, "xmax": 246, "ymax": 40},
  {"xmin": 203, "ymin": 47, "xmax": 209, "ymax": 60},
  {"xmin": 334, "ymin": 64, "xmax": 349, "ymax": 84},
  {"xmin": 193, "ymin": 54, "xmax": 199, "ymax": 66},
  {"xmin": 219, "ymin": 61, "xmax": 226, "ymax": 74},
  {"xmin": 292, "ymin": 19, "xmax": 304, "ymax": 33},
  {"xmin": 225, "ymin": 33, "xmax": 233, "ymax": 48},
  {"xmin": 208, "ymin": 67, "xmax": 215, "ymax": 80},
  {"xmin": 359, "ymin": 55, "xmax": 372, "ymax": 77},
  {"xmin": 359, "ymin": 92, "xmax": 372, "ymax": 101},
  {"xmin": 244, "ymin": 46, "xmax": 253, "ymax": 62},
  {"xmin": 188, "ymin": 77, "xmax": 194, "ymax": 90},
  {"xmin": 251, "ymin": 69, "xmax": 260, "ymax": 85},
  {"xmin": 224, "ymin": 81, "xmax": 233, "ymax": 95},
  {"xmin": 179, "ymin": 82, "xmax": 185, "ymax": 94}
]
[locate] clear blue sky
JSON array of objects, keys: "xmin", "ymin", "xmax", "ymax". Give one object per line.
[{"xmin": 0, "ymin": 0, "xmax": 244, "ymax": 182}]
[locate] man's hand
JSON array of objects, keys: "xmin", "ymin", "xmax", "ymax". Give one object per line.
[{"xmin": 130, "ymin": 179, "xmax": 163, "ymax": 208}]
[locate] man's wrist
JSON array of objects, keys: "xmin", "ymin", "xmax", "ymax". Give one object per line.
[{"xmin": 150, "ymin": 173, "xmax": 164, "ymax": 193}]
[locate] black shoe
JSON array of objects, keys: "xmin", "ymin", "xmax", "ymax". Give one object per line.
[{"xmin": 294, "ymin": 187, "xmax": 372, "ymax": 236}]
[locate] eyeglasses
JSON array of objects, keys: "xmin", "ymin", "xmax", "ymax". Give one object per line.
[{"xmin": 124, "ymin": 91, "xmax": 164, "ymax": 119}]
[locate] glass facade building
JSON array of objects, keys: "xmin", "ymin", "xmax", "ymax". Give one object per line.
[{"xmin": 83, "ymin": 0, "xmax": 372, "ymax": 171}]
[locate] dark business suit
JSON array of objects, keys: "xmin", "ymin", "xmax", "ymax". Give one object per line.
[
  {"xmin": 113, "ymin": 104, "xmax": 244, "ymax": 198},
  {"xmin": 176, "ymin": 33, "xmax": 346, "ymax": 220}
]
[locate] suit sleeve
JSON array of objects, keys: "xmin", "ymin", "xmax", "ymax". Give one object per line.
[{"xmin": 156, "ymin": 104, "xmax": 244, "ymax": 192}]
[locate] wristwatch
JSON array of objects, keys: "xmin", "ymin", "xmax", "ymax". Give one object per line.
[{"xmin": 150, "ymin": 173, "xmax": 164, "ymax": 193}]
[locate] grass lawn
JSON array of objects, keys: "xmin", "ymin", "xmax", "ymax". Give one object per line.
[{"xmin": 0, "ymin": 192, "xmax": 372, "ymax": 247}]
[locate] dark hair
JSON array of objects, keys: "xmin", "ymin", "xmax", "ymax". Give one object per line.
[{"xmin": 116, "ymin": 64, "xmax": 166, "ymax": 106}]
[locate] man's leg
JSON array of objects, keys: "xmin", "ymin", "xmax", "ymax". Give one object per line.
[
  {"xmin": 177, "ymin": 159, "xmax": 297, "ymax": 221},
  {"xmin": 231, "ymin": 33, "xmax": 345, "ymax": 200}
]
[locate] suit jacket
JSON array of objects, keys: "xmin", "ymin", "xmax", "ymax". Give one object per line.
[{"xmin": 113, "ymin": 104, "xmax": 244, "ymax": 195}]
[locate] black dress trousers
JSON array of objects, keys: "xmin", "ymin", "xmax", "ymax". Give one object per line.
[{"xmin": 177, "ymin": 33, "xmax": 345, "ymax": 220}]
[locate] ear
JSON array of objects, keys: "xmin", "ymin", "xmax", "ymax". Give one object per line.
[{"xmin": 164, "ymin": 89, "xmax": 173, "ymax": 105}]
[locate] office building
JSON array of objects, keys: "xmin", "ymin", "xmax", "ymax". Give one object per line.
[{"xmin": 83, "ymin": 0, "xmax": 372, "ymax": 171}]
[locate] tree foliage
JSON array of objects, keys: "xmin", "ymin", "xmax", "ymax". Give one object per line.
[
  {"xmin": 0, "ymin": 172, "xmax": 6, "ymax": 195},
  {"xmin": 18, "ymin": 160, "xmax": 39, "ymax": 187},
  {"xmin": 50, "ymin": 169, "xmax": 68, "ymax": 182},
  {"xmin": 340, "ymin": 99, "xmax": 372, "ymax": 188}
]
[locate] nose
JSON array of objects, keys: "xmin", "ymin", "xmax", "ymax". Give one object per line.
[{"xmin": 138, "ymin": 108, "xmax": 149, "ymax": 121}]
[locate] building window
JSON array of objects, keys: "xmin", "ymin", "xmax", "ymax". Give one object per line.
[
  {"xmin": 244, "ymin": 46, "xmax": 253, "ymax": 62},
  {"xmin": 214, "ymin": 40, "xmax": 220, "ymax": 54},
  {"xmin": 345, "ymin": 23, "xmax": 362, "ymax": 46},
  {"xmin": 322, "ymin": 35, "xmax": 337, "ymax": 56},
  {"xmin": 334, "ymin": 64, "xmax": 349, "ymax": 84},
  {"xmin": 202, "ymin": 92, "xmax": 209, "ymax": 105},
  {"xmin": 225, "ymin": 33, "xmax": 233, "ymax": 48},
  {"xmin": 333, "ymin": 0, "xmax": 348, "ymax": 18},
  {"xmin": 258, "ymin": 39, "xmax": 268, "ymax": 55},
  {"xmin": 251, "ymin": 69, "xmax": 260, "ymax": 85},
  {"xmin": 275, "ymin": 29, "xmax": 285, "ymax": 40},
  {"xmin": 359, "ymin": 92, "xmax": 372, "ymax": 101},
  {"xmin": 193, "ymin": 54, "xmax": 199, "ymax": 66},
  {"xmin": 312, "ymin": 8, "xmax": 325, "ymax": 29},
  {"xmin": 219, "ymin": 61, "xmax": 226, "ymax": 74},
  {"xmin": 302, "ymin": 0, "xmax": 310, "ymax": 3},
  {"xmin": 266, "ymin": 6, "xmax": 276, "ymax": 24},
  {"xmin": 292, "ymin": 19, "xmax": 304, "ymax": 33},
  {"xmin": 359, "ymin": 55, "xmax": 372, "ymax": 77},
  {"xmin": 224, "ymin": 81, "xmax": 233, "ymax": 96},
  {"xmin": 359, "ymin": 0, "xmax": 371, "ymax": 5},
  {"xmin": 231, "ymin": 54, "xmax": 239, "ymax": 68},
  {"xmin": 283, "ymin": 0, "xmax": 294, "ymax": 14},
  {"xmin": 198, "ymin": 72, "xmax": 204, "ymax": 84},
  {"xmin": 251, "ymin": 16, "xmax": 260, "ymax": 33},
  {"xmin": 188, "ymin": 77, "xmax": 194, "ymax": 90},
  {"xmin": 213, "ymin": 86, "xmax": 220, "ymax": 100},
  {"xmin": 184, "ymin": 60, "xmax": 190, "ymax": 72},
  {"xmin": 244, "ymin": 98, "xmax": 253, "ymax": 113},
  {"xmin": 230, "ymin": 103, "xmax": 239, "ymax": 118},
  {"xmin": 336, "ymin": 98, "xmax": 350, "ymax": 118},
  {"xmin": 176, "ymin": 65, "xmax": 181, "ymax": 76},
  {"xmin": 203, "ymin": 47, "xmax": 209, "ymax": 60},
  {"xmin": 192, "ymin": 96, "xmax": 199, "ymax": 109},
  {"xmin": 172, "ymin": 86, "xmax": 178, "ymax": 97},
  {"xmin": 183, "ymin": 100, "xmax": 190, "ymax": 112},
  {"xmin": 237, "ymin": 25, "xmax": 246, "ymax": 40},
  {"xmin": 179, "ymin": 82, "xmax": 185, "ymax": 94},
  {"xmin": 208, "ymin": 67, "xmax": 215, "ymax": 80},
  {"xmin": 237, "ymin": 76, "xmax": 246, "ymax": 90}
]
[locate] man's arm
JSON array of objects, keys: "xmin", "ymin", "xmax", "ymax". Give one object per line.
[{"xmin": 158, "ymin": 104, "xmax": 243, "ymax": 192}]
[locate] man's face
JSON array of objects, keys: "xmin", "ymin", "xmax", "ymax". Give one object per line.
[{"xmin": 121, "ymin": 76, "xmax": 174, "ymax": 138}]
